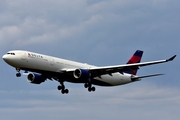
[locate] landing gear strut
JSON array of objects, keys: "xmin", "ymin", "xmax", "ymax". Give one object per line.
[
  {"xmin": 57, "ymin": 81, "xmax": 69, "ymax": 94},
  {"xmin": 84, "ymin": 83, "xmax": 96, "ymax": 92},
  {"xmin": 16, "ymin": 68, "xmax": 21, "ymax": 77}
]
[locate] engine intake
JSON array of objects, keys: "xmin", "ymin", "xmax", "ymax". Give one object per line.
[
  {"xmin": 73, "ymin": 69, "xmax": 90, "ymax": 79},
  {"xmin": 27, "ymin": 73, "xmax": 46, "ymax": 84}
]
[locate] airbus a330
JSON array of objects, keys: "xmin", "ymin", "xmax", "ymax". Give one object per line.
[{"xmin": 2, "ymin": 50, "xmax": 176, "ymax": 94}]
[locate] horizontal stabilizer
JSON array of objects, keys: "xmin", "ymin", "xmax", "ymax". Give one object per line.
[{"xmin": 131, "ymin": 74, "xmax": 164, "ymax": 81}]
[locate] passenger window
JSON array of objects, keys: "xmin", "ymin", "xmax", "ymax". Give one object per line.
[{"xmin": 6, "ymin": 53, "xmax": 15, "ymax": 55}]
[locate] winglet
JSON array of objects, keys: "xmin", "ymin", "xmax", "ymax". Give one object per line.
[{"xmin": 167, "ymin": 55, "xmax": 176, "ymax": 62}]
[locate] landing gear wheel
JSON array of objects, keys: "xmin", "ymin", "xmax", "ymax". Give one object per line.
[
  {"xmin": 91, "ymin": 86, "xmax": 96, "ymax": 92},
  {"xmin": 84, "ymin": 83, "xmax": 88, "ymax": 88},
  {"xmin": 88, "ymin": 87, "xmax": 92, "ymax": 92},
  {"xmin": 58, "ymin": 81, "xmax": 69, "ymax": 94},
  {"xmin": 57, "ymin": 86, "xmax": 62, "ymax": 90},
  {"xmin": 88, "ymin": 86, "xmax": 96, "ymax": 92},
  {"xmin": 61, "ymin": 90, "xmax": 65, "ymax": 94},
  {"xmin": 16, "ymin": 73, "xmax": 21, "ymax": 77},
  {"xmin": 61, "ymin": 89, "xmax": 69, "ymax": 94},
  {"xmin": 15, "ymin": 68, "xmax": 21, "ymax": 77},
  {"xmin": 64, "ymin": 89, "xmax": 69, "ymax": 94}
]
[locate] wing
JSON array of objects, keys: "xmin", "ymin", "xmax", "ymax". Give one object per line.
[
  {"xmin": 60, "ymin": 55, "xmax": 176, "ymax": 78},
  {"xmin": 88, "ymin": 55, "xmax": 176, "ymax": 77}
]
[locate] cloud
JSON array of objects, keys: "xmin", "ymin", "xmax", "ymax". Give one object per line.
[
  {"xmin": 0, "ymin": 0, "xmax": 179, "ymax": 52},
  {"xmin": 0, "ymin": 83, "xmax": 180, "ymax": 120}
]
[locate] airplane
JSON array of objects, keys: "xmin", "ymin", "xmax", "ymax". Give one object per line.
[{"xmin": 2, "ymin": 50, "xmax": 176, "ymax": 94}]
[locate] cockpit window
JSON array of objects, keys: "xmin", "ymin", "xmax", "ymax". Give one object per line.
[{"xmin": 7, "ymin": 53, "xmax": 15, "ymax": 55}]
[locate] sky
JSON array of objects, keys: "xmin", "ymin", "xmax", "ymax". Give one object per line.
[{"xmin": 0, "ymin": 0, "xmax": 180, "ymax": 120}]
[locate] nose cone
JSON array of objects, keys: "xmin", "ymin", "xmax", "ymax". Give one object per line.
[
  {"xmin": 2, "ymin": 54, "xmax": 17, "ymax": 67},
  {"xmin": 2, "ymin": 53, "xmax": 19, "ymax": 67},
  {"xmin": 2, "ymin": 54, "xmax": 7, "ymax": 61},
  {"xmin": 2, "ymin": 54, "xmax": 11, "ymax": 64}
]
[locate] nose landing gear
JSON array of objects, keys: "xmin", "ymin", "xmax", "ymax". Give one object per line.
[{"xmin": 16, "ymin": 68, "xmax": 21, "ymax": 77}]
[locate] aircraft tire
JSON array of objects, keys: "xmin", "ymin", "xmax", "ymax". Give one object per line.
[
  {"xmin": 91, "ymin": 87, "xmax": 96, "ymax": 92},
  {"xmin": 65, "ymin": 89, "xmax": 69, "ymax": 94},
  {"xmin": 84, "ymin": 83, "xmax": 88, "ymax": 88},
  {"xmin": 57, "ymin": 86, "xmax": 62, "ymax": 90},
  {"xmin": 61, "ymin": 90, "xmax": 65, "ymax": 94},
  {"xmin": 16, "ymin": 73, "xmax": 21, "ymax": 77},
  {"xmin": 88, "ymin": 87, "xmax": 92, "ymax": 92},
  {"xmin": 61, "ymin": 89, "xmax": 69, "ymax": 94}
]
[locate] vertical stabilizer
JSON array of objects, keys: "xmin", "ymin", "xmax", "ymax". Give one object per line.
[{"xmin": 124, "ymin": 50, "xmax": 143, "ymax": 75}]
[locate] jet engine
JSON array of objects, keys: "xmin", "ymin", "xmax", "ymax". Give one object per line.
[
  {"xmin": 73, "ymin": 69, "xmax": 90, "ymax": 79},
  {"xmin": 27, "ymin": 73, "xmax": 46, "ymax": 84}
]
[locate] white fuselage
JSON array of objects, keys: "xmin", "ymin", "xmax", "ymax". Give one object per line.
[{"xmin": 2, "ymin": 50, "xmax": 134, "ymax": 86}]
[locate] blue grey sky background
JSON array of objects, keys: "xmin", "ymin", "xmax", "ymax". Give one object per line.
[{"xmin": 0, "ymin": 0, "xmax": 180, "ymax": 120}]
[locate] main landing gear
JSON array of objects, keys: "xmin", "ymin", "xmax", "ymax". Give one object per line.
[
  {"xmin": 57, "ymin": 81, "xmax": 69, "ymax": 94},
  {"xmin": 16, "ymin": 68, "xmax": 21, "ymax": 77},
  {"xmin": 84, "ymin": 83, "xmax": 96, "ymax": 92}
]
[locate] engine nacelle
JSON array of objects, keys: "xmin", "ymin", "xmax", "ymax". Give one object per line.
[
  {"xmin": 27, "ymin": 73, "xmax": 46, "ymax": 84},
  {"xmin": 73, "ymin": 69, "xmax": 90, "ymax": 79}
]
